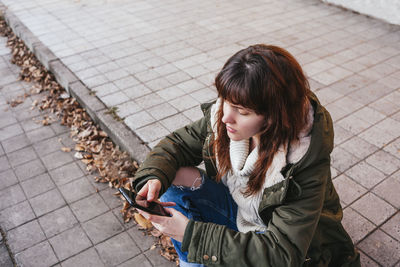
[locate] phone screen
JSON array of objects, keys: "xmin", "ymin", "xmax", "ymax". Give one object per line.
[{"xmin": 118, "ymin": 187, "xmax": 170, "ymax": 216}]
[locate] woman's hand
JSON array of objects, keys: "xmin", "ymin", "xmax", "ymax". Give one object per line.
[
  {"xmin": 137, "ymin": 179, "xmax": 162, "ymax": 201},
  {"xmin": 139, "ymin": 207, "xmax": 189, "ymax": 242}
]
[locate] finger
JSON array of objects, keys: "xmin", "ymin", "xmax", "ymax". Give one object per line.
[
  {"xmin": 137, "ymin": 183, "xmax": 149, "ymax": 198},
  {"xmin": 147, "ymin": 181, "xmax": 160, "ymax": 201},
  {"xmin": 160, "ymin": 201, "xmax": 176, "ymax": 207}
]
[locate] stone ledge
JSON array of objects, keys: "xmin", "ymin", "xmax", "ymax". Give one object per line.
[
  {"xmin": 49, "ymin": 60, "xmax": 78, "ymax": 94},
  {"xmin": 33, "ymin": 43, "xmax": 57, "ymax": 70}
]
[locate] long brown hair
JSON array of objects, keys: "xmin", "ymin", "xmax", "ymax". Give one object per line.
[{"xmin": 213, "ymin": 44, "xmax": 310, "ymax": 196}]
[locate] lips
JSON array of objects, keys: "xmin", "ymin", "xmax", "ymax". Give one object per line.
[{"xmin": 226, "ymin": 125, "xmax": 236, "ymax": 133}]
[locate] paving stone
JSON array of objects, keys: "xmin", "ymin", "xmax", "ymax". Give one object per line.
[
  {"xmin": 0, "ymin": 111, "xmax": 17, "ymax": 129},
  {"xmin": 33, "ymin": 136, "xmax": 63, "ymax": 157},
  {"xmin": 345, "ymin": 161, "xmax": 386, "ymax": 189},
  {"xmin": 59, "ymin": 176, "xmax": 95, "ymax": 203},
  {"xmin": 26, "ymin": 126, "xmax": 56, "ymax": 143},
  {"xmin": 0, "ymin": 184, "xmax": 26, "ymax": 211},
  {"xmin": 38, "ymin": 206, "xmax": 78, "ymax": 238},
  {"xmin": 124, "ymin": 110, "xmax": 156, "ymax": 130},
  {"xmin": 381, "ymin": 212, "xmax": 400, "ymax": 242},
  {"xmin": 350, "ymin": 193, "xmax": 396, "ymax": 225},
  {"xmin": 144, "ymin": 245, "xmax": 177, "ymax": 267},
  {"xmin": 332, "ymin": 174, "xmax": 367, "ymax": 206},
  {"xmin": 170, "ymin": 94, "xmax": 199, "ymax": 112},
  {"xmin": 70, "ymin": 193, "xmax": 109, "ymax": 222},
  {"xmin": 0, "ymin": 242, "xmax": 13, "ymax": 267},
  {"xmin": 373, "ymin": 176, "xmax": 400, "ymax": 209},
  {"xmin": 7, "ymin": 220, "xmax": 46, "ymax": 253},
  {"xmin": 49, "ymin": 225, "xmax": 92, "ymax": 261},
  {"xmin": 1, "ymin": 133, "xmax": 30, "ymax": 153},
  {"xmin": 358, "ymin": 229, "xmax": 400, "ymax": 267},
  {"xmin": 99, "ymin": 188, "xmax": 123, "ymax": 210},
  {"xmin": 82, "ymin": 211, "xmax": 123, "ymax": 244},
  {"xmin": 383, "ymin": 137, "xmax": 400, "ymax": 159},
  {"xmin": 342, "ymin": 207, "xmax": 376, "ymax": 244},
  {"xmin": 136, "ymin": 122, "xmax": 170, "ymax": 143},
  {"xmin": 123, "ymin": 84, "xmax": 152, "ymax": 99},
  {"xmin": 147, "ymin": 102, "xmax": 178, "ymax": 120},
  {"xmin": 0, "ymin": 123, "xmax": 24, "ymax": 142},
  {"xmin": 359, "ymin": 124, "xmax": 397, "ymax": 147},
  {"xmin": 100, "ymin": 91, "xmax": 129, "ymax": 107},
  {"xmin": 119, "ymin": 254, "xmax": 152, "ymax": 267},
  {"xmin": 0, "ymin": 156, "xmax": 10, "ymax": 173},
  {"xmin": 0, "ymin": 168, "xmax": 18, "ymax": 190},
  {"xmin": 14, "ymin": 159, "xmax": 46, "ymax": 182},
  {"xmin": 115, "ymin": 101, "xmax": 142, "ymax": 118},
  {"xmin": 7, "ymin": 146, "xmax": 37, "ymax": 168},
  {"xmin": 160, "ymin": 113, "xmax": 192, "ymax": 132},
  {"xmin": 135, "ymin": 93, "xmax": 165, "ymax": 109},
  {"xmin": 20, "ymin": 173, "xmax": 55, "ymax": 199},
  {"xmin": 340, "ymin": 136, "xmax": 379, "ymax": 159},
  {"xmin": 15, "ymin": 241, "xmax": 58, "ymax": 267},
  {"xmin": 0, "ymin": 201, "xmax": 35, "ymax": 231},
  {"xmin": 127, "ymin": 226, "xmax": 158, "ymax": 252},
  {"xmin": 49, "ymin": 162, "xmax": 84, "ymax": 186},
  {"xmin": 96, "ymin": 232, "xmax": 140, "ymax": 266},
  {"xmin": 29, "ymin": 188, "xmax": 66, "ymax": 217},
  {"xmin": 358, "ymin": 250, "xmax": 380, "ymax": 267},
  {"xmin": 365, "ymin": 150, "xmax": 400, "ymax": 176},
  {"xmin": 41, "ymin": 150, "xmax": 74, "ymax": 171},
  {"xmin": 61, "ymin": 247, "xmax": 105, "ymax": 267},
  {"xmin": 331, "ymin": 146, "xmax": 360, "ymax": 173}
]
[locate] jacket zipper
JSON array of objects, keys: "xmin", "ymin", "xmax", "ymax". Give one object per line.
[{"xmin": 206, "ymin": 135, "xmax": 217, "ymax": 172}]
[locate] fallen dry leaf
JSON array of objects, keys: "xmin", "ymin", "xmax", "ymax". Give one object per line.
[
  {"xmin": 61, "ymin": 147, "xmax": 71, "ymax": 152},
  {"xmin": 134, "ymin": 213, "xmax": 153, "ymax": 229}
]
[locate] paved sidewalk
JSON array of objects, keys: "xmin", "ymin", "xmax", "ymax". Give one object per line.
[
  {"xmin": 0, "ymin": 0, "xmax": 400, "ymax": 266},
  {"xmin": 0, "ymin": 37, "xmax": 174, "ymax": 267}
]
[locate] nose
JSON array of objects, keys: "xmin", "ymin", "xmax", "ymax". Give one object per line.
[{"xmin": 222, "ymin": 105, "xmax": 234, "ymax": 124}]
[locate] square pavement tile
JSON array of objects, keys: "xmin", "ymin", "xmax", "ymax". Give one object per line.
[
  {"xmin": 7, "ymin": 147, "xmax": 37, "ymax": 168},
  {"xmin": 82, "ymin": 211, "xmax": 124, "ymax": 244},
  {"xmin": 33, "ymin": 136, "xmax": 64, "ymax": 157},
  {"xmin": 0, "ymin": 201, "xmax": 35, "ymax": 231},
  {"xmin": 15, "ymin": 241, "xmax": 58, "ymax": 267},
  {"xmin": 331, "ymin": 147, "xmax": 360, "ymax": 173},
  {"xmin": 7, "ymin": 220, "xmax": 46, "ymax": 253},
  {"xmin": 144, "ymin": 245, "xmax": 177, "ymax": 267},
  {"xmin": 340, "ymin": 136, "xmax": 379, "ymax": 159},
  {"xmin": 70, "ymin": 193, "xmax": 109, "ymax": 222},
  {"xmin": 38, "ymin": 206, "xmax": 78, "ymax": 238},
  {"xmin": 49, "ymin": 162, "xmax": 84, "ymax": 186},
  {"xmin": 119, "ymin": 254, "xmax": 152, "ymax": 267},
  {"xmin": 332, "ymin": 174, "xmax": 367, "ymax": 206},
  {"xmin": 358, "ymin": 250, "xmax": 380, "ymax": 267},
  {"xmin": 29, "ymin": 188, "xmax": 66, "ymax": 217},
  {"xmin": 365, "ymin": 150, "xmax": 400, "ymax": 176},
  {"xmin": 0, "ymin": 156, "xmax": 10, "ymax": 173},
  {"xmin": 332, "ymin": 124, "xmax": 354, "ymax": 146},
  {"xmin": 381, "ymin": 212, "xmax": 400, "ymax": 242},
  {"xmin": 20, "ymin": 173, "xmax": 55, "ymax": 199},
  {"xmin": 136, "ymin": 122, "xmax": 170, "ymax": 143},
  {"xmin": 49, "ymin": 225, "xmax": 92, "ymax": 261},
  {"xmin": 59, "ymin": 176, "xmax": 95, "ymax": 203},
  {"xmin": 373, "ymin": 176, "xmax": 400, "ymax": 208},
  {"xmin": 61, "ymin": 247, "xmax": 105, "ymax": 267},
  {"xmin": 1, "ymin": 133, "xmax": 30, "ymax": 154},
  {"xmin": 0, "ymin": 241, "xmax": 14, "ymax": 266},
  {"xmin": 96, "ymin": 232, "xmax": 140, "ymax": 266},
  {"xmin": 342, "ymin": 207, "xmax": 376, "ymax": 244},
  {"xmin": 0, "ymin": 168, "xmax": 18, "ymax": 190},
  {"xmin": 99, "ymin": 188, "xmax": 123, "ymax": 210},
  {"xmin": 0, "ymin": 184, "xmax": 26, "ymax": 211},
  {"xmin": 26, "ymin": 126, "xmax": 56, "ymax": 143},
  {"xmin": 358, "ymin": 229, "xmax": 400, "ymax": 267},
  {"xmin": 345, "ymin": 161, "xmax": 386, "ymax": 189},
  {"xmin": 350, "ymin": 193, "xmax": 396, "ymax": 225},
  {"xmin": 41, "ymin": 149, "xmax": 74, "ymax": 171},
  {"xmin": 14, "ymin": 159, "xmax": 46, "ymax": 182},
  {"xmin": 0, "ymin": 123, "xmax": 24, "ymax": 142},
  {"xmin": 383, "ymin": 137, "xmax": 400, "ymax": 159},
  {"xmin": 127, "ymin": 226, "xmax": 158, "ymax": 252},
  {"xmin": 124, "ymin": 110, "xmax": 156, "ymax": 130}
]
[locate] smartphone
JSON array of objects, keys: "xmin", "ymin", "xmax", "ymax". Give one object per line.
[{"xmin": 118, "ymin": 187, "xmax": 170, "ymax": 217}]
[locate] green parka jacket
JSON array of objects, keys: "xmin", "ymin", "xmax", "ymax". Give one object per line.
[{"xmin": 132, "ymin": 93, "xmax": 361, "ymax": 267}]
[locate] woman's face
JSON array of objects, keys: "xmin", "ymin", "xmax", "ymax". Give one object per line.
[{"xmin": 222, "ymin": 100, "xmax": 265, "ymax": 144}]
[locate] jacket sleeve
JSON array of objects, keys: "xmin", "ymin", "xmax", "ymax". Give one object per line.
[
  {"xmin": 181, "ymin": 160, "xmax": 330, "ymax": 267},
  {"xmin": 132, "ymin": 112, "xmax": 210, "ymax": 195}
]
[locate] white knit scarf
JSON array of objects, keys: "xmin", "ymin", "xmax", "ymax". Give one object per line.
[{"xmin": 210, "ymin": 98, "xmax": 314, "ymax": 232}]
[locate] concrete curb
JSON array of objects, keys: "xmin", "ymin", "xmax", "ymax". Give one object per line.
[{"xmin": 2, "ymin": 7, "xmax": 150, "ymax": 163}]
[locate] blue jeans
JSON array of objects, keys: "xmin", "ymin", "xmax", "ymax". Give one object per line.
[{"xmin": 160, "ymin": 171, "xmax": 238, "ymax": 267}]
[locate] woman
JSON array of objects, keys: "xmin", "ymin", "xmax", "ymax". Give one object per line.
[{"xmin": 132, "ymin": 44, "xmax": 360, "ymax": 267}]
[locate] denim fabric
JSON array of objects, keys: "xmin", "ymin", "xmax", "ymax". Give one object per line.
[{"xmin": 160, "ymin": 171, "xmax": 238, "ymax": 266}]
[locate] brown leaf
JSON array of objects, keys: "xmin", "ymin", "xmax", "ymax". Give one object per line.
[
  {"xmin": 61, "ymin": 147, "xmax": 71, "ymax": 152},
  {"xmin": 133, "ymin": 213, "xmax": 153, "ymax": 229}
]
